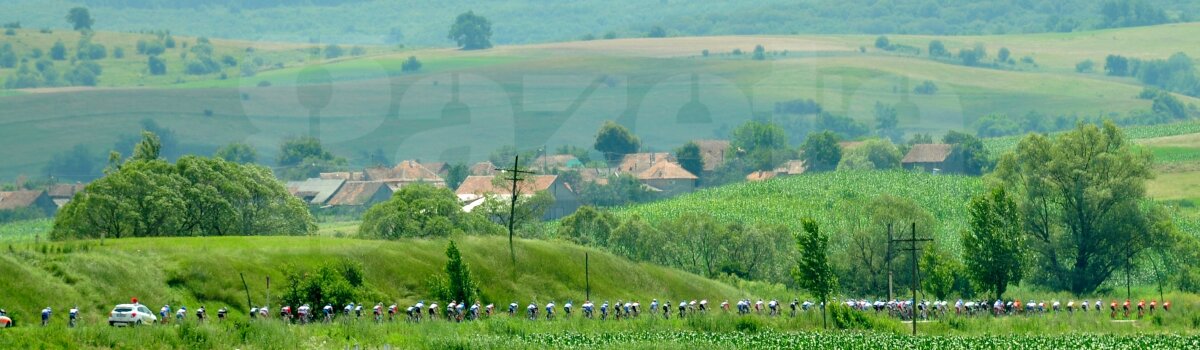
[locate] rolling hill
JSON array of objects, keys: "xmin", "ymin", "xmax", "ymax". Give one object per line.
[
  {"xmin": 0, "ymin": 234, "xmax": 741, "ymax": 326},
  {"xmin": 4, "ymin": 24, "xmax": 1199, "ymax": 180}
]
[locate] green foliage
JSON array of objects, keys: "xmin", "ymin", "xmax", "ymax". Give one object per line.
[
  {"xmin": 594, "ymin": 121, "xmax": 641, "ymax": 164},
  {"xmin": 445, "ymin": 163, "xmax": 469, "ymax": 190},
  {"xmin": 752, "ymin": 44, "xmax": 766, "ymax": 60},
  {"xmin": 448, "ymin": 11, "xmax": 493, "ymax": 50},
  {"xmin": 837, "ymin": 139, "xmax": 900, "ymax": 171},
  {"xmin": 920, "ymin": 245, "xmax": 961, "ymax": 300},
  {"xmin": 359, "ymin": 183, "xmax": 500, "ymax": 239},
  {"xmin": 992, "ymin": 122, "xmax": 1164, "ymax": 294},
  {"xmin": 647, "ymin": 26, "xmax": 667, "ymax": 38},
  {"xmin": 997, "ymin": 47, "xmax": 1011, "ymax": 63},
  {"xmin": 1104, "ymin": 53, "xmax": 1200, "ymax": 97},
  {"xmin": 275, "ymin": 136, "xmax": 348, "ymax": 181},
  {"xmin": 578, "ymin": 173, "xmax": 656, "ymax": 207},
  {"xmin": 429, "ymin": 241, "xmax": 479, "ymax": 304},
  {"xmin": 958, "ymin": 43, "xmax": 987, "ymax": 67},
  {"xmin": 831, "ymin": 195, "xmax": 934, "ymax": 296},
  {"xmin": 1100, "ymin": 0, "xmax": 1169, "ymax": 28},
  {"xmin": 675, "ymin": 141, "xmax": 704, "ymax": 177},
  {"xmin": 1076, "ymin": 59, "xmax": 1095, "ymax": 73},
  {"xmin": 558, "ymin": 206, "xmax": 617, "ymax": 246},
  {"xmin": 928, "ymin": 40, "xmax": 947, "ymax": 57},
  {"xmin": 49, "ymin": 40, "xmax": 67, "ymax": 60},
  {"xmin": 214, "ymin": 142, "xmax": 258, "ymax": 164},
  {"xmin": 800, "ymin": 131, "xmax": 841, "ymax": 172},
  {"xmin": 66, "ymin": 7, "xmax": 93, "ymax": 31},
  {"xmin": 323, "ymin": 44, "xmax": 343, "ymax": 59},
  {"xmin": 943, "ymin": 130, "xmax": 990, "ymax": 175},
  {"xmin": 975, "ymin": 114, "xmax": 1021, "ymax": 138},
  {"xmin": 281, "ymin": 259, "xmax": 366, "ymax": 310},
  {"xmin": 793, "ymin": 218, "xmax": 836, "ymax": 328},
  {"xmin": 400, "ymin": 56, "xmax": 422, "ymax": 73},
  {"xmin": 913, "ymin": 80, "xmax": 938, "ymax": 95},
  {"xmin": 731, "ymin": 120, "xmax": 791, "ymax": 171},
  {"xmin": 874, "ymin": 36, "xmax": 890, "ymax": 50},
  {"xmin": 131, "ymin": 130, "xmax": 162, "ymax": 162},
  {"xmin": 815, "ymin": 112, "xmax": 869, "ymax": 139},
  {"xmin": 962, "ymin": 187, "xmax": 1025, "ymax": 300},
  {"xmin": 52, "ymin": 153, "xmax": 314, "ymax": 240},
  {"xmin": 44, "ymin": 144, "xmax": 99, "ymax": 182}
]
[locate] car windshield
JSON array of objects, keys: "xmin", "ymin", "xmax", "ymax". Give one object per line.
[{"xmin": 114, "ymin": 307, "xmax": 134, "ymax": 312}]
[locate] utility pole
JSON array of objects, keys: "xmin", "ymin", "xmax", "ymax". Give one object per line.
[
  {"xmin": 497, "ymin": 156, "xmax": 534, "ymax": 276},
  {"xmin": 890, "ymin": 222, "xmax": 931, "ymax": 336},
  {"xmin": 887, "ymin": 223, "xmax": 894, "ymax": 301}
]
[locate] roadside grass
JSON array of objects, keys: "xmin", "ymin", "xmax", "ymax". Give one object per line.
[{"xmin": 0, "ymin": 234, "xmax": 741, "ymax": 329}]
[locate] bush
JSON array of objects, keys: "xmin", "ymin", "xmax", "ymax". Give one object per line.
[
  {"xmin": 148, "ymin": 55, "xmax": 167, "ymax": 75},
  {"xmin": 913, "ymin": 80, "xmax": 938, "ymax": 95},
  {"xmin": 400, "ymin": 56, "xmax": 421, "ymax": 73},
  {"xmin": 1076, "ymin": 59, "xmax": 1095, "ymax": 73},
  {"xmin": 830, "ymin": 304, "xmax": 874, "ymax": 330},
  {"xmin": 113, "ymin": 47, "xmax": 125, "ymax": 58}
]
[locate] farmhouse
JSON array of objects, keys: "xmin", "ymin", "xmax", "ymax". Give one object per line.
[
  {"xmin": 286, "ymin": 178, "xmax": 345, "ymax": 205},
  {"xmin": 324, "ymin": 181, "xmax": 393, "ymax": 208},
  {"xmin": 636, "ymin": 159, "xmax": 698, "ymax": 196},
  {"xmin": 902, "ymin": 144, "xmax": 959, "ymax": 173},
  {"xmin": 0, "ymin": 190, "xmax": 58, "ymax": 217},
  {"xmin": 693, "ymin": 139, "xmax": 731, "ymax": 172},
  {"xmin": 617, "ymin": 152, "xmax": 675, "ymax": 174},
  {"xmin": 531, "ymin": 154, "xmax": 583, "ymax": 172},
  {"xmin": 47, "ymin": 182, "xmax": 87, "ymax": 209},
  {"xmin": 454, "ymin": 175, "xmax": 580, "ymax": 220},
  {"xmin": 746, "ymin": 160, "xmax": 805, "ymax": 182},
  {"xmin": 364, "ymin": 160, "xmax": 446, "ymax": 189},
  {"xmin": 469, "ymin": 161, "xmax": 498, "ymax": 176}
]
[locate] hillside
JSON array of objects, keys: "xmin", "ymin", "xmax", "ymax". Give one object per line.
[
  {"xmin": 4, "ymin": 24, "xmax": 1199, "ymax": 180},
  {"xmin": 0, "ymin": 235, "xmax": 741, "ymax": 325},
  {"xmin": 2, "ymin": 0, "xmax": 1197, "ymax": 45}
]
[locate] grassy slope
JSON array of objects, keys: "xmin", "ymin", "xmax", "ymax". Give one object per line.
[
  {"xmin": 0, "ymin": 234, "xmax": 740, "ymax": 327},
  {"xmin": 6, "ymin": 25, "xmax": 1200, "ymax": 179}
]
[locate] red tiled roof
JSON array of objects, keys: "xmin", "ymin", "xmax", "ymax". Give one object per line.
[
  {"xmin": 637, "ymin": 160, "xmax": 698, "ymax": 180},
  {"xmin": 0, "ymin": 190, "xmax": 47, "ymax": 210},
  {"xmin": 326, "ymin": 181, "xmax": 391, "ymax": 206},
  {"xmin": 455, "ymin": 175, "xmax": 559, "ymax": 197},
  {"xmin": 902, "ymin": 144, "xmax": 953, "ymax": 163}
]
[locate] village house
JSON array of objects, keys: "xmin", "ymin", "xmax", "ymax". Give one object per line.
[
  {"xmin": 0, "ymin": 190, "xmax": 58, "ymax": 217},
  {"xmin": 617, "ymin": 152, "xmax": 675, "ymax": 174},
  {"xmin": 902, "ymin": 144, "xmax": 959, "ymax": 173},
  {"xmin": 454, "ymin": 174, "xmax": 580, "ymax": 220},
  {"xmin": 286, "ymin": 178, "xmax": 346, "ymax": 205},
  {"xmin": 636, "ymin": 159, "xmax": 698, "ymax": 196},
  {"xmin": 693, "ymin": 139, "xmax": 731, "ymax": 173},
  {"xmin": 47, "ymin": 182, "xmax": 87, "ymax": 209},
  {"xmin": 469, "ymin": 161, "xmax": 498, "ymax": 176},
  {"xmin": 746, "ymin": 159, "xmax": 806, "ymax": 182},
  {"xmin": 324, "ymin": 181, "xmax": 393, "ymax": 208},
  {"xmin": 363, "ymin": 160, "xmax": 446, "ymax": 189},
  {"xmin": 319, "ymin": 171, "xmax": 366, "ymax": 181}
]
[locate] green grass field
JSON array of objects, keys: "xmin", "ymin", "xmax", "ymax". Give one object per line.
[{"xmin": 4, "ymin": 24, "xmax": 1200, "ymax": 179}]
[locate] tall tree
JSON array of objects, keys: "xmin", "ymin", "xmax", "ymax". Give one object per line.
[
  {"xmin": 800, "ymin": 131, "xmax": 841, "ymax": 172},
  {"xmin": 66, "ymin": 7, "xmax": 94, "ymax": 32},
  {"xmin": 730, "ymin": 120, "xmax": 790, "ymax": 171},
  {"xmin": 131, "ymin": 131, "xmax": 161, "ymax": 162},
  {"xmin": 214, "ymin": 142, "xmax": 257, "ymax": 164},
  {"xmin": 675, "ymin": 141, "xmax": 704, "ymax": 177},
  {"xmin": 442, "ymin": 241, "xmax": 478, "ymax": 304},
  {"xmin": 992, "ymin": 122, "xmax": 1166, "ymax": 294},
  {"xmin": 793, "ymin": 218, "xmax": 837, "ymax": 329},
  {"xmin": 962, "ymin": 187, "xmax": 1025, "ymax": 300},
  {"xmin": 942, "ymin": 130, "xmax": 990, "ymax": 175},
  {"xmin": 593, "ymin": 121, "xmax": 641, "ymax": 164},
  {"xmin": 448, "ymin": 11, "xmax": 493, "ymax": 50}
]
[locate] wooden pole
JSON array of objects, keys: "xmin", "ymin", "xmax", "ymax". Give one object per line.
[
  {"xmin": 585, "ymin": 252, "xmax": 591, "ymax": 301},
  {"xmin": 240, "ymin": 273, "xmax": 253, "ymax": 312}
]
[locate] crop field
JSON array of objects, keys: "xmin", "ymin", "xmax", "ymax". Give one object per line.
[
  {"xmin": 5, "ymin": 24, "xmax": 1200, "ymax": 179},
  {"xmin": 616, "ymin": 171, "xmax": 981, "ymax": 250}
]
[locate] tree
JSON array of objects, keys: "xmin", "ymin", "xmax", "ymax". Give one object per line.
[
  {"xmin": 647, "ymin": 26, "xmax": 667, "ymax": 38},
  {"xmin": 974, "ymin": 114, "xmax": 1020, "ymax": 137},
  {"xmin": 214, "ymin": 142, "xmax": 257, "ymax": 164},
  {"xmin": 962, "ymin": 187, "xmax": 1025, "ymax": 300},
  {"xmin": 448, "ymin": 11, "xmax": 493, "ymax": 50},
  {"xmin": 997, "ymin": 47, "xmax": 1011, "ymax": 63},
  {"xmin": 50, "ymin": 41, "xmax": 67, "ymax": 60},
  {"xmin": 752, "ymin": 44, "xmax": 766, "ymax": 60},
  {"xmin": 674, "ymin": 141, "xmax": 704, "ymax": 177},
  {"xmin": 800, "ymin": 131, "xmax": 841, "ymax": 172},
  {"xmin": 579, "ymin": 173, "xmax": 655, "ymax": 207},
  {"xmin": 992, "ymin": 122, "xmax": 1167, "ymax": 294},
  {"xmin": 838, "ymin": 139, "xmax": 901, "ymax": 171},
  {"xmin": 920, "ymin": 246, "xmax": 959, "ymax": 300},
  {"xmin": 942, "ymin": 130, "xmax": 989, "ymax": 175},
  {"xmin": 445, "ymin": 163, "xmax": 469, "ymax": 190},
  {"xmin": 834, "ymin": 195, "xmax": 934, "ymax": 297},
  {"xmin": 66, "ymin": 7, "xmax": 94, "ymax": 32},
  {"xmin": 793, "ymin": 218, "xmax": 837, "ymax": 329},
  {"xmin": 281, "ymin": 260, "xmax": 364, "ymax": 313},
  {"xmin": 873, "ymin": 102, "xmax": 900, "ymax": 142},
  {"xmin": 359, "ymin": 183, "xmax": 499, "ymax": 239},
  {"xmin": 928, "ymin": 40, "xmax": 947, "ymax": 57},
  {"xmin": 1076, "ymin": 59, "xmax": 1095, "ymax": 73},
  {"xmin": 1105, "ymin": 55, "xmax": 1130, "ymax": 76},
  {"xmin": 731, "ymin": 120, "xmax": 791, "ymax": 171},
  {"xmin": 323, "ymin": 44, "xmax": 343, "ymax": 59},
  {"xmin": 874, "ymin": 36, "xmax": 890, "ymax": 50},
  {"xmin": 401, "ymin": 56, "xmax": 422, "ymax": 73},
  {"xmin": 439, "ymin": 241, "xmax": 478, "ymax": 304},
  {"xmin": 593, "ymin": 121, "xmax": 640, "ymax": 164},
  {"xmin": 131, "ymin": 131, "xmax": 161, "ymax": 162},
  {"xmin": 558, "ymin": 206, "xmax": 618, "ymax": 246},
  {"xmin": 276, "ymin": 136, "xmax": 347, "ymax": 180}
]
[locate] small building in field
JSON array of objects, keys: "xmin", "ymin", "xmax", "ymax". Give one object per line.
[
  {"xmin": 454, "ymin": 175, "xmax": 580, "ymax": 220},
  {"xmin": 364, "ymin": 160, "xmax": 446, "ymax": 190},
  {"xmin": 325, "ymin": 181, "xmax": 393, "ymax": 208},
  {"xmin": 0, "ymin": 190, "xmax": 58, "ymax": 217},
  {"xmin": 902, "ymin": 144, "xmax": 958, "ymax": 173},
  {"xmin": 636, "ymin": 160, "xmax": 698, "ymax": 196}
]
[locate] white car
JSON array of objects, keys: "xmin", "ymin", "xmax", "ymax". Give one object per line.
[{"xmin": 109, "ymin": 304, "xmax": 156, "ymax": 326}]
